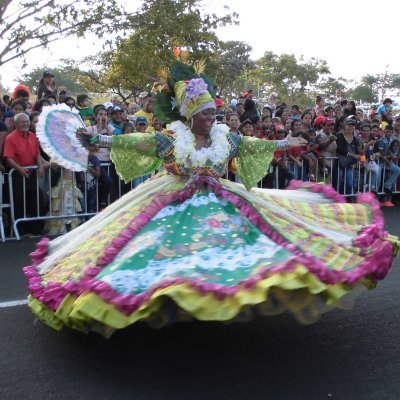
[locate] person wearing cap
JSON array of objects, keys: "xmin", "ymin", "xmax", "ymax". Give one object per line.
[
  {"xmin": 335, "ymin": 117, "xmax": 359, "ymax": 196},
  {"xmin": 134, "ymin": 95, "xmax": 154, "ymax": 132},
  {"xmin": 37, "ymin": 71, "xmax": 56, "ymax": 101},
  {"xmin": 375, "ymin": 124, "xmax": 400, "ymax": 198},
  {"xmin": 135, "ymin": 116, "xmax": 148, "ymax": 133},
  {"xmin": 238, "ymin": 119, "xmax": 254, "ymax": 136},
  {"xmin": 108, "ymin": 106, "xmax": 124, "ymax": 135}
]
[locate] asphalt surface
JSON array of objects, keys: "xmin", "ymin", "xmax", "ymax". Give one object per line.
[{"xmin": 1, "ymin": 208, "xmax": 400, "ymax": 400}]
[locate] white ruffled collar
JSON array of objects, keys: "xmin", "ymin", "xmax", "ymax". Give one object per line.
[{"xmin": 170, "ymin": 120, "xmax": 230, "ymax": 168}]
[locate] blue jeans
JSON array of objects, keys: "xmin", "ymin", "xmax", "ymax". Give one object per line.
[
  {"xmin": 338, "ymin": 166, "xmax": 354, "ymax": 195},
  {"xmin": 378, "ymin": 162, "xmax": 400, "ymax": 190}
]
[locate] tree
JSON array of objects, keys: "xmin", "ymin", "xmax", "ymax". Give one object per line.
[
  {"xmin": 314, "ymin": 76, "xmax": 348, "ymax": 100},
  {"xmin": 211, "ymin": 40, "xmax": 253, "ymax": 96},
  {"xmin": 69, "ymin": 0, "xmax": 238, "ymax": 101},
  {"xmin": 18, "ymin": 66, "xmax": 88, "ymax": 96},
  {"xmin": 347, "ymin": 85, "xmax": 377, "ymax": 103},
  {"xmin": 361, "ymin": 69, "xmax": 400, "ymax": 100},
  {"xmin": 0, "ymin": 0, "xmax": 129, "ymax": 67},
  {"xmin": 250, "ymin": 52, "xmax": 330, "ymax": 106}
]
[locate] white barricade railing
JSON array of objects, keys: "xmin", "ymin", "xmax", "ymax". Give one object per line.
[
  {"xmin": 2, "ymin": 158, "xmax": 399, "ymax": 241},
  {"xmin": 4, "ymin": 163, "xmax": 151, "ymax": 240}
]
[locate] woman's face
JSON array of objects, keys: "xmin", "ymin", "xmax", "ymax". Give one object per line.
[
  {"xmin": 44, "ymin": 76, "xmax": 53, "ymax": 85},
  {"xmin": 361, "ymin": 127, "xmax": 371, "ymax": 139},
  {"xmin": 327, "ymin": 109, "xmax": 334, "ymax": 117},
  {"xmin": 293, "ymin": 120, "xmax": 303, "ymax": 132},
  {"xmin": 241, "ymin": 123, "xmax": 254, "ymax": 136},
  {"xmin": 229, "ymin": 115, "xmax": 239, "ymax": 129},
  {"xmin": 262, "ymin": 109, "xmax": 271, "ymax": 118},
  {"xmin": 262, "ymin": 117, "xmax": 272, "ymax": 130},
  {"xmin": 302, "ymin": 113, "xmax": 312, "ymax": 126},
  {"xmin": 285, "ymin": 118, "xmax": 293, "ymax": 130},
  {"xmin": 96, "ymin": 109, "xmax": 108, "ymax": 125},
  {"xmin": 191, "ymin": 108, "xmax": 216, "ymax": 133},
  {"xmin": 31, "ymin": 116, "xmax": 39, "ymax": 126},
  {"xmin": 344, "ymin": 124, "xmax": 355, "ymax": 135}
]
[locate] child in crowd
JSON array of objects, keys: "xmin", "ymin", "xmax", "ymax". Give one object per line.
[
  {"xmin": 44, "ymin": 167, "xmax": 83, "ymax": 235},
  {"xmin": 122, "ymin": 122, "xmax": 135, "ymax": 134},
  {"xmin": 78, "ymin": 143, "xmax": 101, "ymax": 215},
  {"xmin": 77, "ymin": 94, "xmax": 95, "ymax": 126},
  {"xmin": 307, "ymin": 129, "xmax": 328, "ymax": 177}
]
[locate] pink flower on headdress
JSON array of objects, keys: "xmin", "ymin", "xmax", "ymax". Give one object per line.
[{"xmin": 185, "ymin": 78, "xmax": 208, "ymax": 100}]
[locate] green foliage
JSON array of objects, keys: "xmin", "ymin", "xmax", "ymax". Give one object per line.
[
  {"xmin": 315, "ymin": 77, "xmax": 348, "ymax": 99},
  {"xmin": 0, "ymin": 0, "xmax": 129, "ymax": 67},
  {"xmin": 361, "ymin": 70, "xmax": 400, "ymax": 100},
  {"xmin": 211, "ymin": 40, "xmax": 253, "ymax": 96},
  {"xmin": 347, "ymin": 85, "xmax": 377, "ymax": 103},
  {"xmin": 69, "ymin": 0, "xmax": 238, "ymax": 101},
  {"xmin": 248, "ymin": 51, "xmax": 330, "ymax": 104}
]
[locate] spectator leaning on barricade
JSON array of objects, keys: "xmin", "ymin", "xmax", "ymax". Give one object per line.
[
  {"xmin": 3, "ymin": 113, "xmax": 44, "ymax": 235},
  {"xmin": 375, "ymin": 125, "xmax": 400, "ymax": 204},
  {"xmin": 86, "ymin": 106, "xmax": 113, "ymax": 208}
]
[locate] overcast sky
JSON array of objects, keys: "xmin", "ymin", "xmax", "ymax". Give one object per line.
[{"xmin": 2, "ymin": 0, "xmax": 399, "ymax": 90}]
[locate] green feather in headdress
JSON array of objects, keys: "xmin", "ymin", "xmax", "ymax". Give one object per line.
[{"xmin": 152, "ymin": 61, "xmax": 216, "ymax": 123}]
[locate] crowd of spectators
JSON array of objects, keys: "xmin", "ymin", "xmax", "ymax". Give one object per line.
[{"xmin": 1, "ymin": 71, "xmax": 400, "ymax": 237}]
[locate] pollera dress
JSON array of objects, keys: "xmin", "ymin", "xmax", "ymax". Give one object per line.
[{"xmin": 24, "ymin": 121, "xmax": 398, "ymax": 335}]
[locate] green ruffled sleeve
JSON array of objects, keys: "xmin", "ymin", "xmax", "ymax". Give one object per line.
[
  {"xmin": 237, "ymin": 136, "xmax": 276, "ymax": 190},
  {"xmin": 110, "ymin": 133, "xmax": 162, "ymax": 183}
]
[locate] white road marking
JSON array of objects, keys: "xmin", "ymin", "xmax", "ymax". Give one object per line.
[{"xmin": 0, "ymin": 299, "xmax": 29, "ymax": 308}]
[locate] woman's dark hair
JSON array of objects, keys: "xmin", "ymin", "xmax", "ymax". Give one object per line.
[
  {"xmin": 11, "ymin": 99, "xmax": 27, "ymax": 111},
  {"xmin": 29, "ymin": 111, "xmax": 40, "ymax": 121},
  {"xmin": 35, "ymin": 98, "xmax": 51, "ymax": 113},
  {"xmin": 315, "ymin": 95, "xmax": 323, "ymax": 104},
  {"xmin": 94, "ymin": 105, "xmax": 107, "ymax": 116},
  {"xmin": 122, "ymin": 122, "xmax": 135, "ymax": 134},
  {"xmin": 275, "ymin": 106, "xmax": 286, "ymax": 119},
  {"xmin": 343, "ymin": 100, "xmax": 356, "ymax": 117},
  {"xmin": 62, "ymin": 96, "xmax": 76, "ymax": 106},
  {"xmin": 301, "ymin": 111, "xmax": 312, "ymax": 120},
  {"xmin": 240, "ymin": 98, "xmax": 259, "ymax": 124}
]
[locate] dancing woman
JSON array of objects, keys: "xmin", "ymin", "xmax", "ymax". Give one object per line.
[{"xmin": 24, "ymin": 62, "xmax": 398, "ymax": 336}]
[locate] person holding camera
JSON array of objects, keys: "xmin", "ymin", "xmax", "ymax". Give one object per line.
[{"xmin": 85, "ymin": 106, "xmax": 113, "ymax": 208}]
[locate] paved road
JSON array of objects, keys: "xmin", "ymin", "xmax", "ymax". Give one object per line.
[{"xmin": 1, "ymin": 208, "xmax": 400, "ymax": 400}]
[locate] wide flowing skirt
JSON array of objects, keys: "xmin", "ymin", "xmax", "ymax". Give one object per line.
[{"xmin": 24, "ymin": 173, "xmax": 398, "ymax": 336}]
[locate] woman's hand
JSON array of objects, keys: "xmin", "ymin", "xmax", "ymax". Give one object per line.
[{"xmin": 287, "ymin": 136, "xmax": 308, "ymax": 148}]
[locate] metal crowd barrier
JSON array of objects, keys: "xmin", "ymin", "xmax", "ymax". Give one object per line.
[
  {"xmin": 1, "ymin": 159, "xmax": 399, "ymax": 241},
  {"xmin": 4, "ymin": 163, "xmax": 150, "ymax": 241}
]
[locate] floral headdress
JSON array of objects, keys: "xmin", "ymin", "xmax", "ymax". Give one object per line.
[{"xmin": 152, "ymin": 60, "xmax": 216, "ymax": 123}]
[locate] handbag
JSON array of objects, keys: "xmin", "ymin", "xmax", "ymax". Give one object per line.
[{"xmin": 338, "ymin": 141, "xmax": 357, "ymax": 168}]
